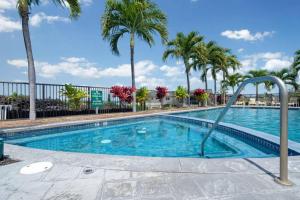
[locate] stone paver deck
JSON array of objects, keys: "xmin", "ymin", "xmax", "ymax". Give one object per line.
[
  {"xmin": 1, "ymin": 107, "xmax": 300, "ymax": 199},
  {"xmin": 1, "ymin": 144, "xmax": 300, "ymax": 200}
]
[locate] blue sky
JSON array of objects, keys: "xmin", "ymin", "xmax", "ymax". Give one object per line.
[{"xmin": 0, "ymin": 0, "xmax": 299, "ymax": 93}]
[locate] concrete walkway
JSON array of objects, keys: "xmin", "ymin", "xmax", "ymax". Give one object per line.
[{"xmin": 1, "ymin": 144, "xmax": 300, "ymax": 200}]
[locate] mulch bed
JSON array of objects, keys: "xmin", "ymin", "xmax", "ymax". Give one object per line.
[{"xmin": 0, "ymin": 156, "xmax": 19, "ymax": 166}]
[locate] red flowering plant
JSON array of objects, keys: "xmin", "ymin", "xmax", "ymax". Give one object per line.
[
  {"xmin": 110, "ymin": 86, "xmax": 136, "ymax": 107},
  {"xmin": 193, "ymin": 89, "xmax": 209, "ymax": 106},
  {"xmin": 156, "ymin": 86, "xmax": 168, "ymax": 107}
]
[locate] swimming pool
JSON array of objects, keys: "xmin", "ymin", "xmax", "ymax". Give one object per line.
[
  {"xmin": 2, "ymin": 116, "xmax": 284, "ymax": 158},
  {"xmin": 175, "ymin": 107, "xmax": 300, "ymax": 143}
]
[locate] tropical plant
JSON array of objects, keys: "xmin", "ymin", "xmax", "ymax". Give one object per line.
[
  {"xmin": 163, "ymin": 32, "xmax": 204, "ymax": 105},
  {"xmin": 136, "ymin": 87, "xmax": 149, "ymax": 104},
  {"xmin": 190, "ymin": 42, "xmax": 209, "ymax": 90},
  {"xmin": 204, "ymin": 41, "xmax": 225, "ymax": 105},
  {"xmin": 193, "ymin": 89, "xmax": 209, "ymax": 106},
  {"xmin": 244, "ymin": 69, "xmax": 269, "ymax": 103},
  {"xmin": 269, "ymin": 68, "xmax": 299, "ymax": 91},
  {"xmin": 110, "ymin": 86, "xmax": 136, "ymax": 106},
  {"xmin": 219, "ymin": 51, "xmax": 241, "ymax": 104},
  {"xmin": 221, "ymin": 73, "xmax": 244, "ymax": 94},
  {"xmin": 175, "ymin": 86, "xmax": 188, "ymax": 104},
  {"xmin": 156, "ymin": 86, "xmax": 168, "ymax": 107},
  {"xmin": 292, "ymin": 50, "xmax": 300, "ymax": 73},
  {"xmin": 17, "ymin": 0, "xmax": 81, "ymax": 120},
  {"xmin": 102, "ymin": 0, "xmax": 168, "ymax": 112},
  {"xmin": 61, "ymin": 84, "xmax": 87, "ymax": 110}
]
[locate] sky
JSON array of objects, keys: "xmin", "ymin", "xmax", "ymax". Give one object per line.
[{"xmin": 0, "ymin": 0, "xmax": 300, "ymax": 94}]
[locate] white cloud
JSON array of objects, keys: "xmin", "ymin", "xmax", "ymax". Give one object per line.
[
  {"xmin": 30, "ymin": 12, "xmax": 70, "ymax": 27},
  {"xmin": 238, "ymin": 48, "xmax": 244, "ymax": 53},
  {"xmin": 264, "ymin": 59, "xmax": 292, "ymax": 71},
  {"xmin": 239, "ymin": 52, "xmax": 292, "ymax": 73},
  {"xmin": 7, "ymin": 58, "xmax": 158, "ymax": 79},
  {"xmin": 7, "ymin": 59, "xmax": 27, "ymax": 67},
  {"xmin": 0, "ymin": 14, "xmax": 21, "ymax": 32},
  {"xmin": 136, "ymin": 76, "xmax": 166, "ymax": 89},
  {"xmin": 221, "ymin": 29, "xmax": 274, "ymax": 41},
  {"xmin": 160, "ymin": 65, "xmax": 182, "ymax": 77},
  {"xmin": 80, "ymin": 0, "xmax": 93, "ymax": 6},
  {"xmin": 0, "ymin": 0, "xmax": 16, "ymax": 11}
]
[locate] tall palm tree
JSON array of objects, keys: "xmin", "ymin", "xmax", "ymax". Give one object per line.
[
  {"xmin": 221, "ymin": 73, "xmax": 244, "ymax": 94},
  {"xmin": 102, "ymin": 0, "xmax": 168, "ymax": 112},
  {"xmin": 270, "ymin": 68, "xmax": 299, "ymax": 91},
  {"xmin": 17, "ymin": 0, "xmax": 81, "ymax": 120},
  {"xmin": 163, "ymin": 32, "xmax": 204, "ymax": 105},
  {"xmin": 191, "ymin": 42, "xmax": 209, "ymax": 90},
  {"xmin": 219, "ymin": 51, "xmax": 241, "ymax": 104},
  {"xmin": 245, "ymin": 69, "xmax": 269, "ymax": 103},
  {"xmin": 205, "ymin": 41, "xmax": 224, "ymax": 105}
]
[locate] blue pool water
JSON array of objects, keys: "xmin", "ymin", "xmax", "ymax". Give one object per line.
[
  {"xmin": 5, "ymin": 117, "xmax": 276, "ymax": 158},
  {"xmin": 176, "ymin": 108, "xmax": 300, "ymax": 143}
]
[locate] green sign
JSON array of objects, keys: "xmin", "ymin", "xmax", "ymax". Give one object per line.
[{"xmin": 91, "ymin": 90, "xmax": 103, "ymax": 109}]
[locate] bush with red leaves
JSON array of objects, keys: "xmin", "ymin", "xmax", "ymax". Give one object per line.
[
  {"xmin": 156, "ymin": 86, "xmax": 168, "ymax": 102},
  {"xmin": 193, "ymin": 89, "xmax": 206, "ymax": 97},
  {"xmin": 110, "ymin": 86, "xmax": 136, "ymax": 104}
]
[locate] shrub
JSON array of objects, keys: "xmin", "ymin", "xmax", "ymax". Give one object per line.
[
  {"xmin": 155, "ymin": 86, "xmax": 168, "ymax": 103},
  {"xmin": 60, "ymin": 84, "xmax": 88, "ymax": 110},
  {"xmin": 136, "ymin": 87, "xmax": 149, "ymax": 104},
  {"xmin": 110, "ymin": 86, "xmax": 136, "ymax": 106},
  {"xmin": 175, "ymin": 86, "xmax": 188, "ymax": 103},
  {"xmin": 193, "ymin": 89, "xmax": 209, "ymax": 102}
]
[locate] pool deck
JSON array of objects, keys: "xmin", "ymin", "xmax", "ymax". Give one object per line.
[
  {"xmin": 1, "ymin": 107, "xmax": 300, "ymax": 199},
  {"xmin": 1, "ymin": 144, "xmax": 300, "ymax": 200}
]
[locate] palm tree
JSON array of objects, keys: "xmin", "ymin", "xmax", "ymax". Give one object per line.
[
  {"xmin": 292, "ymin": 50, "xmax": 300, "ymax": 73},
  {"xmin": 245, "ymin": 69, "xmax": 269, "ymax": 104},
  {"xmin": 204, "ymin": 41, "xmax": 224, "ymax": 105},
  {"xmin": 17, "ymin": 0, "xmax": 81, "ymax": 120},
  {"xmin": 102, "ymin": 0, "xmax": 168, "ymax": 112},
  {"xmin": 270, "ymin": 68, "xmax": 299, "ymax": 91},
  {"xmin": 219, "ymin": 51, "xmax": 241, "ymax": 104},
  {"xmin": 163, "ymin": 32, "xmax": 204, "ymax": 106},
  {"xmin": 221, "ymin": 73, "xmax": 244, "ymax": 94},
  {"xmin": 191, "ymin": 42, "xmax": 209, "ymax": 90}
]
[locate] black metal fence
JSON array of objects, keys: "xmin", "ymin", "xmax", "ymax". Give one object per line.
[{"xmin": 0, "ymin": 81, "xmax": 133, "ymax": 119}]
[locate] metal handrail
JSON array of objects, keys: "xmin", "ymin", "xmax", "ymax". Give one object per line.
[{"xmin": 200, "ymin": 76, "xmax": 292, "ymax": 186}]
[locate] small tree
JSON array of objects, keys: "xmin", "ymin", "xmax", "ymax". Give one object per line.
[
  {"xmin": 110, "ymin": 86, "xmax": 136, "ymax": 107},
  {"xmin": 156, "ymin": 86, "xmax": 168, "ymax": 108},
  {"xmin": 193, "ymin": 89, "xmax": 209, "ymax": 107},
  {"xmin": 61, "ymin": 84, "xmax": 87, "ymax": 110},
  {"xmin": 175, "ymin": 86, "xmax": 188, "ymax": 106},
  {"xmin": 136, "ymin": 87, "xmax": 149, "ymax": 109}
]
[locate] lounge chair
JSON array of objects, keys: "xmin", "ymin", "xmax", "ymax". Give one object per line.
[{"xmin": 248, "ymin": 98, "xmax": 256, "ymax": 106}]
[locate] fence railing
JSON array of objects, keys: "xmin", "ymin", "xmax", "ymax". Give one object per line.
[{"xmin": 0, "ymin": 81, "xmax": 133, "ymax": 119}]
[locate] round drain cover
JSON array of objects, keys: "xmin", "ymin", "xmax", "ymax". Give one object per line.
[
  {"xmin": 101, "ymin": 139, "xmax": 111, "ymax": 144},
  {"xmin": 20, "ymin": 162, "xmax": 53, "ymax": 175}
]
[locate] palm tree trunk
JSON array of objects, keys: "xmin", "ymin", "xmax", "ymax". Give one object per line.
[
  {"xmin": 21, "ymin": 9, "xmax": 36, "ymax": 120},
  {"xmin": 130, "ymin": 33, "xmax": 136, "ymax": 112},
  {"xmin": 222, "ymin": 72, "xmax": 226, "ymax": 105},
  {"xmin": 214, "ymin": 78, "xmax": 217, "ymax": 106},
  {"xmin": 256, "ymin": 84, "xmax": 259, "ymax": 106},
  {"xmin": 184, "ymin": 60, "xmax": 191, "ymax": 106},
  {"xmin": 204, "ymin": 71, "xmax": 208, "ymax": 91},
  {"xmin": 186, "ymin": 71, "xmax": 191, "ymax": 106}
]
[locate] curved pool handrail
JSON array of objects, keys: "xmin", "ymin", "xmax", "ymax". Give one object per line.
[{"xmin": 200, "ymin": 76, "xmax": 291, "ymax": 186}]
